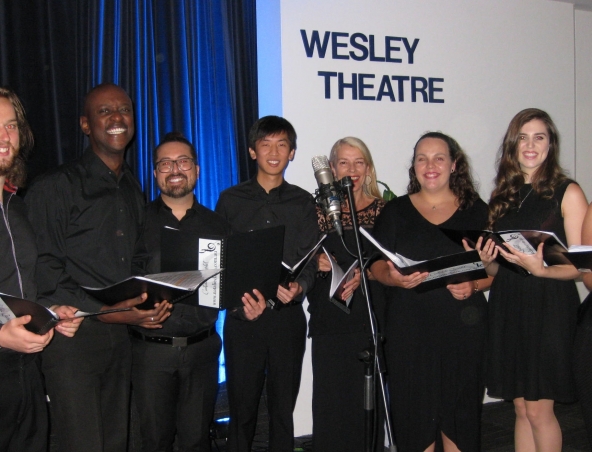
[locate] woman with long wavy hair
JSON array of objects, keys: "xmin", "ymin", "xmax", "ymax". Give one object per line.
[
  {"xmin": 478, "ymin": 108, "xmax": 588, "ymax": 452},
  {"xmin": 371, "ymin": 132, "xmax": 492, "ymax": 452}
]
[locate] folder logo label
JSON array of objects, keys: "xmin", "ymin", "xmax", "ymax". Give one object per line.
[{"xmin": 199, "ymin": 238, "xmax": 222, "ymax": 308}]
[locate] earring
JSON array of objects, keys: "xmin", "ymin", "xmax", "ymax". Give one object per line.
[{"xmin": 451, "ymin": 168, "xmax": 455, "ymax": 173}]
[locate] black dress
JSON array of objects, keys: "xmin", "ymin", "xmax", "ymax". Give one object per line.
[
  {"xmin": 307, "ymin": 198, "xmax": 386, "ymax": 452},
  {"xmin": 372, "ymin": 195, "xmax": 488, "ymax": 452},
  {"xmin": 487, "ymin": 181, "xmax": 580, "ymax": 403}
]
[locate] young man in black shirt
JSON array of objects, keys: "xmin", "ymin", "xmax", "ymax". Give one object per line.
[
  {"xmin": 131, "ymin": 132, "xmax": 235, "ymax": 452},
  {"xmin": 25, "ymin": 83, "xmax": 171, "ymax": 451},
  {"xmin": 215, "ymin": 116, "xmax": 318, "ymax": 452}
]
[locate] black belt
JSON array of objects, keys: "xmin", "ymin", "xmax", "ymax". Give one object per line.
[{"xmin": 130, "ymin": 326, "xmax": 216, "ymax": 347}]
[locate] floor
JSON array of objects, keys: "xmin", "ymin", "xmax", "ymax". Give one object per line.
[
  {"xmin": 210, "ymin": 388, "xmax": 592, "ymax": 451},
  {"xmin": 50, "ymin": 382, "xmax": 592, "ymax": 451}
]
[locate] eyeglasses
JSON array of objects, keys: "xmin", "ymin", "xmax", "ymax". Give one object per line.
[{"xmin": 155, "ymin": 158, "xmax": 195, "ymax": 173}]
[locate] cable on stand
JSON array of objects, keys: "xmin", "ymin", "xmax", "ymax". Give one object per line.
[{"xmin": 315, "ymin": 175, "xmax": 396, "ymax": 452}]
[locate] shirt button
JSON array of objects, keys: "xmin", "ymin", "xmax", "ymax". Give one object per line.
[
  {"xmin": 121, "ymin": 257, "xmax": 126, "ymax": 262},
  {"xmin": 266, "ymin": 220, "xmax": 271, "ymax": 224},
  {"xmin": 116, "ymin": 230, "xmax": 124, "ymax": 237}
]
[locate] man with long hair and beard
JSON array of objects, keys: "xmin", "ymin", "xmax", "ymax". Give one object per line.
[{"xmin": 0, "ymin": 87, "xmax": 81, "ymax": 451}]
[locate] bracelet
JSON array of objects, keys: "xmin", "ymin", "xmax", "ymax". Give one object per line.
[{"xmin": 473, "ymin": 280, "xmax": 480, "ymax": 294}]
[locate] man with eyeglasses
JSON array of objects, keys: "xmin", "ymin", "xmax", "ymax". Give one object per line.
[{"xmin": 130, "ymin": 131, "xmax": 233, "ymax": 452}]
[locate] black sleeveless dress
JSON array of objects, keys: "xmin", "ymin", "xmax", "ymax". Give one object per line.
[
  {"xmin": 372, "ymin": 195, "xmax": 488, "ymax": 452},
  {"xmin": 486, "ymin": 181, "xmax": 580, "ymax": 403}
]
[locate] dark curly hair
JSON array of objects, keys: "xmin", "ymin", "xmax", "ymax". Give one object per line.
[
  {"xmin": 407, "ymin": 131, "xmax": 479, "ymax": 210},
  {"xmin": 487, "ymin": 108, "xmax": 567, "ymax": 229},
  {"xmin": 0, "ymin": 86, "xmax": 34, "ymax": 187}
]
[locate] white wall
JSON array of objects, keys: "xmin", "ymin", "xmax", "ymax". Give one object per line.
[
  {"xmin": 257, "ymin": 0, "xmax": 591, "ymax": 437},
  {"xmin": 575, "ymin": 9, "xmax": 592, "ymax": 199}
]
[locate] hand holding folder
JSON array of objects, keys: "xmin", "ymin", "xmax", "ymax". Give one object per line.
[
  {"xmin": 321, "ymin": 246, "xmax": 360, "ymax": 313},
  {"xmin": 361, "ymin": 228, "xmax": 487, "ymax": 292},
  {"xmin": 440, "ymin": 228, "xmax": 580, "ymax": 276},
  {"xmin": 0, "ymin": 292, "xmax": 130, "ymax": 335},
  {"xmin": 162, "ymin": 226, "xmax": 285, "ymax": 310}
]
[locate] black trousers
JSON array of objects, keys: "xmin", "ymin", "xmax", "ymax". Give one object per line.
[
  {"xmin": 224, "ymin": 305, "xmax": 307, "ymax": 452},
  {"xmin": 131, "ymin": 332, "xmax": 222, "ymax": 452},
  {"xmin": 42, "ymin": 321, "xmax": 132, "ymax": 452},
  {"xmin": 0, "ymin": 353, "xmax": 47, "ymax": 452}
]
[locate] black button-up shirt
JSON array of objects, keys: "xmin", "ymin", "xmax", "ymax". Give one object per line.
[
  {"xmin": 215, "ymin": 177, "xmax": 319, "ymax": 299},
  {"xmin": 132, "ymin": 195, "xmax": 232, "ymax": 336},
  {"xmin": 25, "ymin": 148, "xmax": 145, "ymax": 312}
]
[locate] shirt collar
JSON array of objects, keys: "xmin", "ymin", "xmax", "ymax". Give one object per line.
[
  {"xmin": 82, "ymin": 147, "xmax": 131, "ymax": 181},
  {"xmin": 248, "ymin": 176, "xmax": 289, "ymax": 200},
  {"xmin": 3, "ymin": 180, "xmax": 17, "ymax": 193},
  {"xmin": 155, "ymin": 194, "xmax": 199, "ymax": 216}
]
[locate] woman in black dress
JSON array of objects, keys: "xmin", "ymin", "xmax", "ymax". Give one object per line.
[
  {"xmin": 371, "ymin": 132, "xmax": 492, "ymax": 452},
  {"xmin": 478, "ymin": 108, "xmax": 588, "ymax": 452},
  {"xmin": 308, "ymin": 137, "xmax": 386, "ymax": 452},
  {"xmin": 574, "ymin": 202, "xmax": 592, "ymax": 449}
]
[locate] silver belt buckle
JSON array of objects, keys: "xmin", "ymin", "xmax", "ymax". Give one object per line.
[{"xmin": 172, "ymin": 336, "xmax": 188, "ymax": 347}]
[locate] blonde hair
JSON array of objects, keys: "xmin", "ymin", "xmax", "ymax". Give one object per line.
[{"xmin": 329, "ymin": 137, "xmax": 382, "ymax": 199}]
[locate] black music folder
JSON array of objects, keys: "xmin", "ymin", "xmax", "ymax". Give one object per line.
[
  {"xmin": 161, "ymin": 225, "xmax": 285, "ymax": 310},
  {"xmin": 0, "ymin": 292, "xmax": 130, "ymax": 335},
  {"xmin": 360, "ymin": 228, "xmax": 486, "ymax": 292},
  {"xmin": 279, "ymin": 234, "xmax": 326, "ymax": 288},
  {"xmin": 82, "ymin": 270, "xmax": 222, "ymax": 310},
  {"xmin": 440, "ymin": 228, "xmax": 578, "ymax": 275},
  {"xmin": 322, "ymin": 246, "xmax": 359, "ymax": 313}
]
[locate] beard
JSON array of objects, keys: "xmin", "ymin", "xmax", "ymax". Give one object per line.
[
  {"xmin": 0, "ymin": 151, "xmax": 27, "ymax": 187},
  {"xmin": 159, "ymin": 174, "xmax": 195, "ymax": 199}
]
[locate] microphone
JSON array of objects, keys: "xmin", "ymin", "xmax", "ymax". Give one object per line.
[{"xmin": 311, "ymin": 155, "xmax": 343, "ymax": 236}]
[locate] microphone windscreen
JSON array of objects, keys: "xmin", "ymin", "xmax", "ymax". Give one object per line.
[{"xmin": 311, "ymin": 155, "xmax": 330, "ymax": 172}]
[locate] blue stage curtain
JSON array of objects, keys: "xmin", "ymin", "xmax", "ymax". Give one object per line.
[
  {"xmin": 1, "ymin": 0, "xmax": 257, "ymax": 209},
  {"xmin": 1, "ymin": 0, "xmax": 259, "ymax": 383},
  {"xmin": 84, "ymin": 0, "xmax": 240, "ymax": 209}
]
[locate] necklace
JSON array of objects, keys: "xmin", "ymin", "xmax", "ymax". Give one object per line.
[{"xmin": 518, "ymin": 187, "xmax": 533, "ymax": 211}]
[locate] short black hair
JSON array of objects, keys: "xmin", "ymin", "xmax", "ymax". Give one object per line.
[
  {"xmin": 153, "ymin": 132, "xmax": 197, "ymax": 163},
  {"xmin": 248, "ymin": 115, "xmax": 297, "ymax": 151}
]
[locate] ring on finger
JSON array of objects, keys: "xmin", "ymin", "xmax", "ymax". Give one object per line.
[{"xmin": 151, "ymin": 317, "xmax": 154, "ymax": 322}]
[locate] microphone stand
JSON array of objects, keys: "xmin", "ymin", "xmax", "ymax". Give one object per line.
[{"xmin": 339, "ymin": 176, "xmax": 396, "ymax": 452}]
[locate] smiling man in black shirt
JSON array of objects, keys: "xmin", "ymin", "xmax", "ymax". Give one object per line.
[
  {"xmin": 131, "ymin": 132, "xmax": 233, "ymax": 452},
  {"xmin": 25, "ymin": 83, "xmax": 171, "ymax": 451},
  {"xmin": 215, "ymin": 116, "xmax": 318, "ymax": 452}
]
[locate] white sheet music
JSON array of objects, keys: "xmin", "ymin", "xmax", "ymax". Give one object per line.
[
  {"xmin": 323, "ymin": 247, "xmax": 358, "ymax": 307},
  {"xmin": 0, "ymin": 296, "xmax": 16, "ymax": 324}
]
